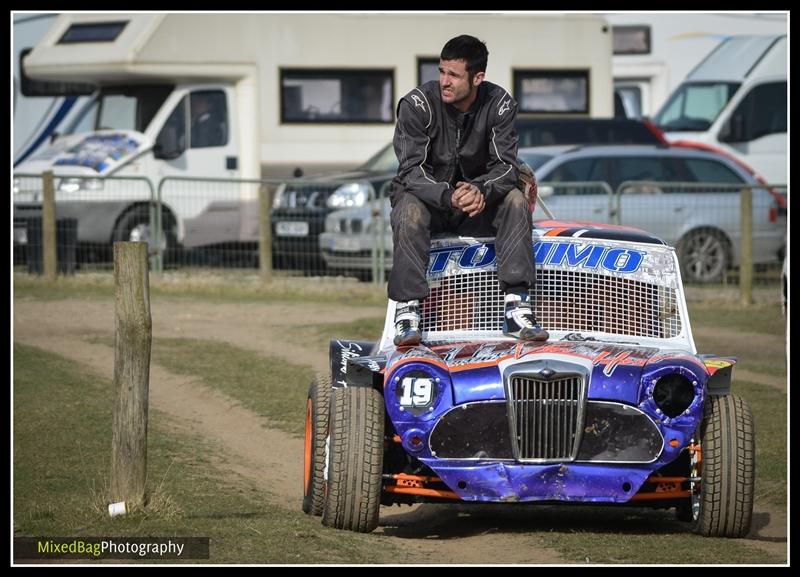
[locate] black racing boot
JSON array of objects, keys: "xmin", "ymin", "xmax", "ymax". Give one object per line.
[
  {"xmin": 502, "ymin": 293, "xmax": 549, "ymax": 341},
  {"xmin": 394, "ymin": 300, "xmax": 421, "ymax": 347}
]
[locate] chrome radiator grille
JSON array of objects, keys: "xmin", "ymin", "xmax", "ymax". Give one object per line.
[{"xmin": 509, "ymin": 374, "xmax": 583, "ymax": 461}]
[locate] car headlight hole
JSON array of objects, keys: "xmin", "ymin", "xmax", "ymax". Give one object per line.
[{"xmin": 653, "ymin": 373, "xmax": 695, "ymax": 418}]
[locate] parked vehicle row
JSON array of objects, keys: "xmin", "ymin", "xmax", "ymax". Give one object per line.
[
  {"xmin": 270, "ymin": 118, "xmax": 665, "ymax": 272},
  {"xmin": 318, "ymin": 144, "xmax": 786, "ymax": 283},
  {"xmin": 14, "ymin": 119, "xmax": 785, "ymax": 283}
]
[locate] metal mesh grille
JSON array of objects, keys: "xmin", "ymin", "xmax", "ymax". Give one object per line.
[
  {"xmin": 510, "ymin": 375, "xmax": 582, "ymax": 460},
  {"xmin": 420, "ymin": 266, "xmax": 681, "ymax": 339},
  {"xmin": 536, "ymin": 268, "xmax": 681, "ymax": 338},
  {"xmin": 422, "ymin": 271, "xmax": 503, "ymax": 333}
]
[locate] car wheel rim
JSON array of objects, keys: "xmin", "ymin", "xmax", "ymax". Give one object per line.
[
  {"xmin": 129, "ymin": 223, "xmax": 150, "ymax": 243},
  {"xmin": 684, "ymin": 233, "xmax": 725, "ymax": 281},
  {"xmin": 129, "ymin": 223, "xmax": 167, "ymax": 251}
]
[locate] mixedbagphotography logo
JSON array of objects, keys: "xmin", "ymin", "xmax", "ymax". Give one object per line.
[{"xmin": 14, "ymin": 537, "xmax": 210, "ymax": 560}]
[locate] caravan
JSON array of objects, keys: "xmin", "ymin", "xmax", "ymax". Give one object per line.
[
  {"xmin": 14, "ymin": 12, "xmax": 615, "ymax": 255},
  {"xmin": 652, "ymin": 35, "xmax": 787, "ymax": 184}
]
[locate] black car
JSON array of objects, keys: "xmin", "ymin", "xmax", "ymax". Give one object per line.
[
  {"xmin": 271, "ymin": 118, "xmax": 666, "ymax": 273},
  {"xmin": 516, "ymin": 117, "xmax": 667, "ymax": 147},
  {"xmin": 270, "ymin": 144, "xmax": 397, "ymax": 272}
]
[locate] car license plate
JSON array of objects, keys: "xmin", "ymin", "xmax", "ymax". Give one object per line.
[
  {"xmin": 331, "ymin": 236, "xmax": 361, "ymax": 252},
  {"xmin": 276, "ymin": 221, "xmax": 309, "ymax": 237}
]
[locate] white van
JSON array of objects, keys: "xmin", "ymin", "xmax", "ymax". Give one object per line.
[{"xmin": 652, "ymin": 35, "xmax": 787, "ymax": 184}]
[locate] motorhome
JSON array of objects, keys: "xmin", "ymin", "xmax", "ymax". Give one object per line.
[
  {"xmin": 605, "ymin": 13, "xmax": 787, "ymax": 119},
  {"xmin": 14, "ymin": 12, "xmax": 615, "ymax": 254},
  {"xmin": 652, "ymin": 34, "xmax": 787, "ymax": 184}
]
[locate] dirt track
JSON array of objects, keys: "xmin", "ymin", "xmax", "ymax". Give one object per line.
[{"xmin": 13, "ymin": 296, "xmax": 787, "ymax": 564}]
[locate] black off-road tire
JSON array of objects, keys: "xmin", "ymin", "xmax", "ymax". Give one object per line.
[
  {"xmin": 302, "ymin": 375, "xmax": 331, "ymax": 516},
  {"xmin": 692, "ymin": 394, "xmax": 755, "ymax": 537},
  {"xmin": 321, "ymin": 386, "xmax": 384, "ymax": 532}
]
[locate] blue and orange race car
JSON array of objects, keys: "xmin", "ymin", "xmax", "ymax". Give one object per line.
[{"xmin": 303, "ymin": 221, "xmax": 754, "ymax": 538}]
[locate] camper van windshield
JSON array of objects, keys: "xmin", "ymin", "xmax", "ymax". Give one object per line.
[
  {"xmin": 65, "ymin": 85, "xmax": 173, "ymax": 135},
  {"xmin": 654, "ymin": 82, "xmax": 740, "ymax": 132}
]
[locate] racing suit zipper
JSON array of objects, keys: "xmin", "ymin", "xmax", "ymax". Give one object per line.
[
  {"xmin": 455, "ymin": 127, "xmax": 462, "ymax": 178},
  {"xmin": 445, "ymin": 122, "xmax": 460, "ymax": 184}
]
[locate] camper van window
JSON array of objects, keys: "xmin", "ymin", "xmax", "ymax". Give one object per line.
[
  {"xmin": 68, "ymin": 100, "xmax": 99, "ymax": 135},
  {"xmin": 654, "ymin": 82, "xmax": 740, "ymax": 132},
  {"xmin": 58, "ymin": 21, "xmax": 128, "ymax": 44},
  {"xmin": 723, "ymin": 81, "xmax": 787, "ymax": 143},
  {"xmin": 513, "ymin": 70, "xmax": 589, "ymax": 114},
  {"xmin": 155, "ymin": 98, "xmax": 187, "ymax": 159},
  {"xmin": 417, "ymin": 58, "xmax": 440, "ymax": 86},
  {"xmin": 190, "ymin": 91, "xmax": 228, "ymax": 148},
  {"xmin": 98, "ymin": 95, "xmax": 137, "ymax": 131},
  {"xmin": 64, "ymin": 85, "xmax": 172, "ymax": 135},
  {"xmin": 612, "ymin": 25, "xmax": 651, "ymax": 55},
  {"xmin": 138, "ymin": 85, "xmax": 174, "ymax": 130},
  {"xmin": 615, "ymin": 86, "xmax": 641, "ymax": 119},
  {"xmin": 281, "ymin": 69, "xmax": 393, "ymax": 124}
]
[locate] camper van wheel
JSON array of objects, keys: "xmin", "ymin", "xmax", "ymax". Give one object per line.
[{"xmin": 677, "ymin": 228, "xmax": 730, "ymax": 284}]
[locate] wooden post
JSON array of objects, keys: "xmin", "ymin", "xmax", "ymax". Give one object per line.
[
  {"xmin": 42, "ymin": 171, "xmax": 57, "ymax": 282},
  {"xmin": 110, "ymin": 242, "xmax": 152, "ymax": 508},
  {"xmin": 740, "ymin": 187, "xmax": 753, "ymax": 306},
  {"xmin": 259, "ymin": 184, "xmax": 273, "ymax": 283}
]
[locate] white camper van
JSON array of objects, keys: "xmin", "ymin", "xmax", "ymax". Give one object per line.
[
  {"xmin": 13, "ymin": 13, "xmax": 92, "ymax": 166},
  {"xmin": 652, "ymin": 35, "xmax": 787, "ymax": 184},
  {"xmin": 14, "ymin": 12, "xmax": 614, "ymax": 255}
]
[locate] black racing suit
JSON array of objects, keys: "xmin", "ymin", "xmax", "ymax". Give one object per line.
[{"xmin": 388, "ymin": 80, "xmax": 535, "ymax": 302}]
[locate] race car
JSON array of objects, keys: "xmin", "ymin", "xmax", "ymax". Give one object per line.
[{"xmin": 303, "ymin": 221, "xmax": 754, "ymax": 538}]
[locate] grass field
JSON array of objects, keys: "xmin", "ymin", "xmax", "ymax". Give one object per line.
[
  {"xmin": 13, "ymin": 343, "xmax": 401, "ymax": 564},
  {"xmin": 13, "ymin": 274, "xmax": 786, "ymax": 564}
]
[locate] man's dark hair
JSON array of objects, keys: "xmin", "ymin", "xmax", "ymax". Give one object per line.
[{"xmin": 440, "ymin": 35, "xmax": 488, "ymax": 79}]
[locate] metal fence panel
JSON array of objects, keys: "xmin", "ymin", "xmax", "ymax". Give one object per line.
[
  {"xmin": 14, "ymin": 171, "xmax": 785, "ymax": 292},
  {"xmin": 13, "ymin": 173, "xmax": 156, "ymax": 272}
]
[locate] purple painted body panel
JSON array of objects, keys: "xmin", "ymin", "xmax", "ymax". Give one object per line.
[
  {"xmin": 383, "ymin": 340, "xmax": 709, "ymax": 503},
  {"xmin": 422, "ymin": 462, "xmax": 653, "ymax": 502}
]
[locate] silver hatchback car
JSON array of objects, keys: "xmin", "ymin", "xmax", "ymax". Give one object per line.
[
  {"xmin": 522, "ymin": 144, "xmax": 785, "ymax": 282},
  {"xmin": 320, "ymin": 145, "xmax": 786, "ymax": 283}
]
